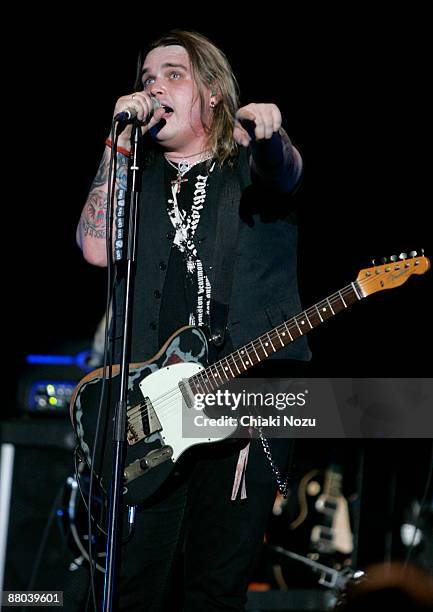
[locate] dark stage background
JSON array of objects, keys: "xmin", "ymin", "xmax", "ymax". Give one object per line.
[
  {"xmin": 3, "ymin": 6, "xmax": 432, "ymax": 608},
  {"xmin": 10, "ymin": 9, "xmax": 431, "ymax": 386}
]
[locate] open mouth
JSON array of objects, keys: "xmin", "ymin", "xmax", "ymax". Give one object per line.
[{"xmin": 161, "ymin": 105, "xmax": 174, "ymax": 118}]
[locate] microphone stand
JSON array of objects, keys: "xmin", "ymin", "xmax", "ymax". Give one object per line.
[{"xmin": 103, "ymin": 119, "xmax": 142, "ymax": 611}]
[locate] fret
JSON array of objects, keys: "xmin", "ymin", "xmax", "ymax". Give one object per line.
[
  {"xmin": 189, "ymin": 378, "xmax": 199, "ymax": 395},
  {"xmin": 199, "ymin": 371, "xmax": 212, "ymax": 394},
  {"xmin": 287, "ymin": 322, "xmax": 299, "ymax": 339},
  {"xmin": 351, "ymin": 281, "xmax": 362, "ymax": 300},
  {"xmin": 217, "ymin": 360, "xmax": 229, "ymax": 381},
  {"xmin": 223, "ymin": 358, "xmax": 235, "ymax": 379},
  {"xmin": 232, "ymin": 355, "xmax": 242, "ymax": 375},
  {"xmin": 258, "ymin": 336, "xmax": 269, "ymax": 358},
  {"xmin": 218, "ymin": 362, "xmax": 228, "ymax": 381},
  {"xmin": 338, "ymin": 290, "xmax": 347, "ymax": 308},
  {"xmin": 294, "ymin": 318, "xmax": 303, "ymax": 335},
  {"xmin": 204, "ymin": 370, "xmax": 215, "ymax": 393},
  {"xmin": 275, "ymin": 327, "xmax": 285, "ymax": 347},
  {"xmin": 304, "ymin": 311, "xmax": 314, "ymax": 329},
  {"xmin": 267, "ymin": 333, "xmax": 277, "ymax": 352},
  {"xmin": 237, "ymin": 349, "xmax": 248, "ymax": 370},
  {"xmin": 329, "ymin": 295, "xmax": 342, "ymax": 313},
  {"xmin": 299, "ymin": 316, "xmax": 308, "ymax": 331},
  {"xmin": 318, "ymin": 301, "xmax": 334, "ymax": 321},
  {"xmin": 209, "ymin": 364, "xmax": 221, "ymax": 385},
  {"xmin": 206, "ymin": 370, "xmax": 216, "ymax": 392},
  {"xmin": 242, "ymin": 346, "xmax": 254, "ymax": 367},
  {"xmin": 194, "ymin": 374, "xmax": 207, "ymax": 394},
  {"xmin": 326, "ymin": 297, "xmax": 335, "ymax": 315},
  {"xmin": 318, "ymin": 301, "xmax": 332, "ymax": 321},
  {"xmin": 190, "ymin": 376, "xmax": 201, "ymax": 394},
  {"xmin": 283, "ymin": 322, "xmax": 294, "ymax": 341},
  {"xmin": 250, "ymin": 341, "xmax": 261, "ymax": 364},
  {"xmin": 315, "ymin": 304, "xmax": 324, "ymax": 323}
]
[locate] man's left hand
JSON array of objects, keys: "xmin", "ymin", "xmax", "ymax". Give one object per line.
[{"xmin": 233, "ymin": 103, "xmax": 282, "ymax": 147}]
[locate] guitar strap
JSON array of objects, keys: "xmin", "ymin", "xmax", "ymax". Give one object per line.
[{"xmin": 208, "ymin": 164, "xmax": 241, "ymax": 347}]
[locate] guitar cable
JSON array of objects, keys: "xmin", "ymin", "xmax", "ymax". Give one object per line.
[
  {"xmin": 74, "ymin": 447, "xmax": 136, "ymax": 543},
  {"xmin": 73, "ymin": 447, "xmax": 108, "ymax": 536}
]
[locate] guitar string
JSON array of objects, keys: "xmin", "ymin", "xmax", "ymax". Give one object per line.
[
  {"xmin": 126, "ymin": 282, "xmax": 360, "ymax": 427},
  {"xmin": 126, "ymin": 264, "xmax": 421, "ymax": 428},
  {"xmin": 125, "ymin": 267, "xmax": 410, "ymax": 428}
]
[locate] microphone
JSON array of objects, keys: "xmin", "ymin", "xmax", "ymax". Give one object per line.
[{"xmin": 114, "ymin": 97, "xmax": 161, "ymax": 122}]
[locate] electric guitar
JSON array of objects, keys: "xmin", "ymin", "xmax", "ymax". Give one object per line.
[
  {"xmin": 70, "ymin": 253, "xmax": 430, "ymax": 506},
  {"xmin": 269, "ymin": 462, "xmax": 354, "ymax": 590}
]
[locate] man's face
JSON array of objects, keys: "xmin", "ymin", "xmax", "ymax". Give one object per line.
[{"xmin": 141, "ymin": 45, "xmax": 211, "ymax": 152}]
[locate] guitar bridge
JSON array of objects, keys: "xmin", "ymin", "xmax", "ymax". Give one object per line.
[
  {"xmin": 127, "ymin": 398, "xmax": 162, "ymax": 445},
  {"xmin": 124, "ymin": 446, "xmax": 174, "ymax": 483}
]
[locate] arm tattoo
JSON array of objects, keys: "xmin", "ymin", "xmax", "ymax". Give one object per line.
[
  {"xmin": 81, "ymin": 150, "xmax": 129, "ymax": 240},
  {"xmin": 116, "ymin": 152, "xmax": 128, "ymax": 191},
  {"xmin": 92, "ymin": 149, "xmax": 128, "ymax": 190},
  {"xmin": 93, "ymin": 148, "xmax": 110, "ymax": 188},
  {"xmin": 81, "ymin": 189, "xmax": 107, "ymax": 239}
]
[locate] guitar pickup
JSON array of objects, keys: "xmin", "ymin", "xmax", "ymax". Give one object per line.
[
  {"xmin": 311, "ymin": 525, "xmax": 335, "ymax": 554},
  {"xmin": 179, "ymin": 379, "xmax": 196, "ymax": 410},
  {"xmin": 315, "ymin": 497, "xmax": 338, "ymax": 514},
  {"xmin": 126, "ymin": 397, "xmax": 162, "ymax": 445}
]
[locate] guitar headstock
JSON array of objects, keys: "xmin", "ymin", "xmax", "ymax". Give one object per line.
[{"xmin": 356, "ymin": 251, "xmax": 430, "ymax": 297}]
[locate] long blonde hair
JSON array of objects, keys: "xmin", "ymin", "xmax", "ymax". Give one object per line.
[{"xmin": 136, "ymin": 30, "xmax": 240, "ymax": 165}]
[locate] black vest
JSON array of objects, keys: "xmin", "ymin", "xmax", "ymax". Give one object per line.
[{"xmin": 112, "ymin": 151, "xmax": 311, "ymax": 363}]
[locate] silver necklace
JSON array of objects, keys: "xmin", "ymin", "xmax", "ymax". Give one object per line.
[{"xmin": 165, "ymin": 152, "xmax": 214, "ymax": 193}]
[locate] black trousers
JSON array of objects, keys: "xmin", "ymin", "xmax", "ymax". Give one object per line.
[{"xmin": 115, "ymin": 437, "xmax": 291, "ymax": 612}]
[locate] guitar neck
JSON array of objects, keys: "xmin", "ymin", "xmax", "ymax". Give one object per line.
[
  {"xmin": 324, "ymin": 467, "xmax": 343, "ymax": 498},
  {"xmin": 188, "ymin": 281, "xmax": 363, "ymax": 393}
]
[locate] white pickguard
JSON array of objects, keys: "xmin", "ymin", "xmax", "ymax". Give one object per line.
[{"xmin": 139, "ymin": 362, "xmax": 237, "ymax": 461}]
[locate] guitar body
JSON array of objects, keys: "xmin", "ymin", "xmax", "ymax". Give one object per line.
[{"xmin": 71, "ymin": 326, "xmax": 236, "ymax": 507}]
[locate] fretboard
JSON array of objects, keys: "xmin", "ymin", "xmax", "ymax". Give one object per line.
[{"xmin": 188, "ymin": 282, "xmax": 363, "ymax": 394}]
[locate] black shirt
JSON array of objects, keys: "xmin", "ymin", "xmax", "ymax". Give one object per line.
[{"xmin": 158, "ymin": 158, "xmax": 214, "ymax": 346}]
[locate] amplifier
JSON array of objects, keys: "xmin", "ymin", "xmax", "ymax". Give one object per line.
[
  {"xmin": 0, "ymin": 418, "xmax": 76, "ymax": 595},
  {"xmin": 16, "ymin": 340, "xmax": 95, "ymax": 416}
]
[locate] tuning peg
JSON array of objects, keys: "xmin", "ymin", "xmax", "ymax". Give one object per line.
[
  {"xmin": 380, "ymin": 257, "xmax": 387, "ymax": 264},
  {"xmin": 399, "ymin": 252, "xmax": 408, "ymax": 260},
  {"xmin": 421, "ymin": 248, "xmax": 424, "ymax": 255},
  {"xmin": 409, "ymin": 250, "xmax": 417, "ymax": 257},
  {"xmin": 390, "ymin": 255, "xmax": 398, "ymax": 262},
  {"xmin": 371, "ymin": 259, "xmax": 376, "ymax": 265}
]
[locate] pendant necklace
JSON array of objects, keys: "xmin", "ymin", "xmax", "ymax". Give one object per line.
[{"xmin": 165, "ymin": 152, "xmax": 214, "ymax": 193}]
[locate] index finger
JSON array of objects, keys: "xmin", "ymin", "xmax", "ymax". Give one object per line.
[{"xmin": 235, "ymin": 108, "xmax": 256, "ymax": 122}]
